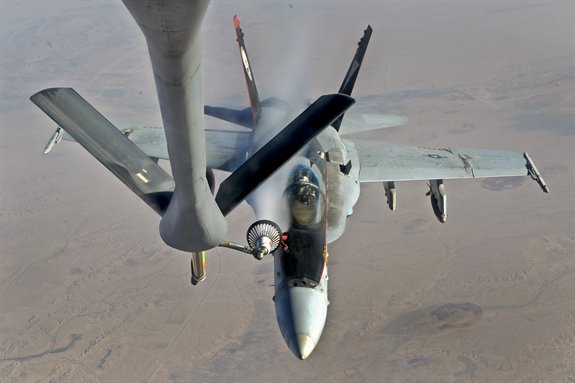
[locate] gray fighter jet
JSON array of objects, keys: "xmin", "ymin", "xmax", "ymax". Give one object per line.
[{"xmin": 31, "ymin": 0, "xmax": 548, "ymax": 360}]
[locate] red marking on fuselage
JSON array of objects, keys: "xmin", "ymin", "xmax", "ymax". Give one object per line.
[{"xmin": 233, "ymin": 15, "xmax": 240, "ymax": 29}]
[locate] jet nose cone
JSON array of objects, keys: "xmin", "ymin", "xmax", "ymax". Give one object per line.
[
  {"xmin": 275, "ymin": 285, "xmax": 327, "ymax": 360},
  {"xmin": 296, "ymin": 334, "xmax": 316, "ymax": 360}
]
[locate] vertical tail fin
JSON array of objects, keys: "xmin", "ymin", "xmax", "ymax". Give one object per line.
[
  {"xmin": 332, "ymin": 25, "xmax": 373, "ymax": 131},
  {"xmin": 234, "ymin": 15, "xmax": 262, "ymax": 127}
]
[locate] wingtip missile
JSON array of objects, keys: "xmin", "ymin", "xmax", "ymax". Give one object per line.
[
  {"xmin": 43, "ymin": 127, "xmax": 64, "ymax": 155},
  {"xmin": 524, "ymin": 152, "xmax": 549, "ymax": 193}
]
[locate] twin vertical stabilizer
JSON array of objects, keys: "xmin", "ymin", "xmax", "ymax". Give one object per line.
[
  {"xmin": 233, "ymin": 15, "xmax": 262, "ymax": 127},
  {"xmin": 332, "ymin": 25, "xmax": 372, "ymax": 131}
]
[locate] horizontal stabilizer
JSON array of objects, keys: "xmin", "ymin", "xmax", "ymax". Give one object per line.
[
  {"xmin": 215, "ymin": 93, "xmax": 355, "ymax": 215},
  {"xmin": 338, "ymin": 112, "xmax": 408, "ymax": 136},
  {"xmin": 41, "ymin": 122, "xmax": 251, "ymax": 173},
  {"xmin": 30, "ymin": 88, "xmax": 175, "ymax": 214},
  {"xmin": 204, "ymin": 104, "xmax": 254, "ymax": 128}
]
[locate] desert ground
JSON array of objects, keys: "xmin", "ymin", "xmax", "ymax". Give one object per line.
[{"xmin": 1, "ymin": 1, "xmax": 574, "ymax": 382}]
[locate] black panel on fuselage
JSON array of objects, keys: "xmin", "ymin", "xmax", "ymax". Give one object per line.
[{"xmin": 280, "ymin": 225, "xmax": 325, "ymax": 287}]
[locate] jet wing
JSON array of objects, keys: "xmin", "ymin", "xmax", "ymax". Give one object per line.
[
  {"xmin": 120, "ymin": 127, "xmax": 168, "ymax": 160},
  {"xmin": 123, "ymin": 127, "xmax": 249, "ymax": 172},
  {"xmin": 348, "ymin": 139, "xmax": 548, "ymax": 191},
  {"xmin": 205, "ymin": 129, "xmax": 250, "ymax": 171},
  {"xmin": 42, "ymin": 125, "xmax": 250, "ymax": 172}
]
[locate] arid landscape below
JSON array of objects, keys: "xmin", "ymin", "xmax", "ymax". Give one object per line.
[{"xmin": 1, "ymin": 1, "xmax": 574, "ymax": 382}]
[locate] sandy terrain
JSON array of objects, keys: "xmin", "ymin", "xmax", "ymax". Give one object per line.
[{"xmin": 1, "ymin": 1, "xmax": 574, "ymax": 382}]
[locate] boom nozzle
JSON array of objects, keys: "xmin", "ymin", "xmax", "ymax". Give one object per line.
[{"xmin": 246, "ymin": 220, "xmax": 282, "ymax": 260}]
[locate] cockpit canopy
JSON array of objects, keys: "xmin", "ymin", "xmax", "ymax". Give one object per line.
[
  {"xmin": 280, "ymin": 165, "xmax": 327, "ymax": 286},
  {"xmin": 283, "ymin": 166, "xmax": 325, "ymax": 228}
]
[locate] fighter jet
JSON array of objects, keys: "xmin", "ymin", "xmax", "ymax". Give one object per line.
[{"xmin": 30, "ymin": 0, "xmax": 548, "ymax": 360}]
